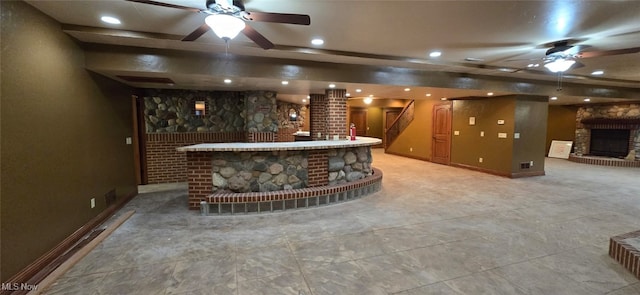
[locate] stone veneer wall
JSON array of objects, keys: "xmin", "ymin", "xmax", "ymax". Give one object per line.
[
  {"xmin": 575, "ymin": 104, "xmax": 640, "ymax": 159},
  {"xmin": 209, "ymin": 147, "xmax": 373, "ymax": 193},
  {"xmin": 277, "ymin": 101, "xmax": 306, "ymax": 142},
  {"xmin": 142, "ymin": 89, "xmax": 308, "ymax": 183},
  {"xmin": 144, "ymin": 89, "xmax": 245, "ymax": 133},
  {"xmin": 245, "ymin": 91, "xmax": 278, "ymax": 133},
  {"xmin": 328, "ymin": 147, "xmax": 373, "ymax": 185}
]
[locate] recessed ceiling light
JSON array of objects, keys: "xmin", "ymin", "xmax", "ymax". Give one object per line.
[
  {"xmin": 302, "ymin": 99, "xmax": 307, "ymax": 103},
  {"xmin": 311, "ymin": 38, "xmax": 324, "ymax": 45},
  {"xmin": 591, "ymin": 70, "xmax": 604, "ymax": 75},
  {"xmin": 346, "ymin": 92, "xmax": 351, "ymax": 97},
  {"xmin": 101, "ymin": 16, "xmax": 121, "ymax": 25},
  {"xmin": 426, "ymin": 93, "xmax": 431, "ymax": 97},
  {"xmin": 429, "ymin": 51, "xmax": 442, "ymax": 58},
  {"xmin": 404, "ymin": 88, "xmax": 411, "ymax": 92},
  {"xmin": 329, "ymin": 83, "xmax": 336, "ymax": 88},
  {"xmin": 441, "ymin": 97, "xmax": 447, "ymax": 101},
  {"xmin": 355, "ymin": 89, "xmax": 362, "ymax": 93},
  {"xmin": 223, "ymin": 79, "xmax": 232, "ymax": 84},
  {"xmin": 281, "ymin": 80, "xmax": 289, "ymax": 85},
  {"xmin": 584, "ymin": 98, "xmax": 591, "ymax": 102},
  {"xmin": 307, "ymin": 95, "xmax": 310, "ymax": 99},
  {"xmin": 487, "ymin": 92, "xmax": 494, "ymax": 96},
  {"xmin": 550, "ymin": 96, "xmax": 558, "ymax": 100}
]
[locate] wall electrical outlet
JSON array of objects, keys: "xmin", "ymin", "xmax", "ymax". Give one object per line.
[
  {"xmin": 479, "ymin": 157, "xmax": 483, "ymax": 163},
  {"xmin": 90, "ymin": 198, "xmax": 96, "ymax": 208},
  {"xmin": 410, "ymin": 147, "xmax": 413, "ymax": 152},
  {"xmin": 480, "ymin": 131, "xmax": 484, "ymax": 137},
  {"xmin": 530, "ymin": 161, "xmax": 534, "ymax": 167},
  {"xmin": 125, "ymin": 137, "xmax": 132, "ymax": 145}
]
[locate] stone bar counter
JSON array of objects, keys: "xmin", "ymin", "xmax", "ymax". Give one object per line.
[{"xmin": 177, "ymin": 137, "xmax": 383, "ymax": 214}]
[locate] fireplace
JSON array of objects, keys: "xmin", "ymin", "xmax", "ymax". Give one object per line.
[
  {"xmin": 570, "ymin": 107, "xmax": 640, "ymax": 167},
  {"xmin": 589, "ymin": 129, "xmax": 630, "ymax": 158}
]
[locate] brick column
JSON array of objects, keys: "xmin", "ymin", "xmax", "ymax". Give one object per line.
[
  {"xmin": 307, "ymin": 150, "xmax": 328, "ymax": 187},
  {"xmin": 186, "ymin": 151, "xmax": 212, "ymax": 210},
  {"xmin": 309, "ymin": 93, "xmax": 327, "ymax": 140},
  {"xmin": 326, "ymin": 89, "xmax": 348, "ymax": 139}
]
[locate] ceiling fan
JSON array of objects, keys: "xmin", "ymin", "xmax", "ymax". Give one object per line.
[
  {"xmin": 515, "ymin": 39, "xmax": 640, "ymax": 73},
  {"xmin": 126, "ymin": 0, "xmax": 311, "ymax": 49}
]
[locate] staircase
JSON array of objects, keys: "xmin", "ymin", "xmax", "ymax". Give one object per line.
[{"xmin": 385, "ymin": 100, "xmax": 415, "ymax": 149}]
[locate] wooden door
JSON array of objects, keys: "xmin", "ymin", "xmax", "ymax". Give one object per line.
[
  {"xmin": 431, "ymin": 102, "xmax": 452, "ymax": 165},
  {"xmin": 350, "ymin": 109, "xmax": 367, "ymax": 136},
  {"xmin": 384, "ymin": 109, "xmax": 401, "ymax": 147}
]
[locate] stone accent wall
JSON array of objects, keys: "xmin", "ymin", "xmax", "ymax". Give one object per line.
[
  {"xmin": 276, "ymin": 101, "xmax": 306, "ymax": 142},
  {"xmin": 327, "ymin": 89, "xmax": 348, "ymax": 139},
  {"xmin": 328, "ymin": 147, "xmax": 373, "ymax": 185},
  {"xmin": 309, "ymin": 94, "xmax": 328, "ymax": 140},
  {"xmin": 211, "ymin": 151, "xmax": 309, "ymax": 193},
  {"xmin": 575, "ymin": 104, "xmax": 640, "ymax": 159},
  {"xmin": 245, "ymin": 91, "xmax": 278, "ymax": 133},
  {"xmin": 143, "ymin": 89, "xmax": 245, "ymax": 133}
]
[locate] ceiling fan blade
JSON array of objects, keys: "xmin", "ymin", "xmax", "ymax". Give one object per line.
[
  {"xmin": 546, "ymin": 44, "xmax": 573, "ymax": 56},
  {"xmin": 242, "ymin": 25, "xmax": 274, "ymax": 49},
  {"xmin": 577, "ymin": 47, "xmax": 640, "ymax": 58},
  {"xmin": 125, "ymin": 0, "xmax": 203, "ymax": 13},
  {"xmin": 244, "ymin": 11, "xmax": 310, "ymax": 25},
  {"xmin": 182, "ymin": 24, "xmax": 210, "ymax": 41}
]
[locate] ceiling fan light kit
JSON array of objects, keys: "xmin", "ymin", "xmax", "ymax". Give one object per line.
[
  {"xmin": 544, "ymin": 58, "xmax": 575, "ymax": 73},
  {"xmin": 205, "ymin": 14, "xmax": 245, "ymax": 40},
  {"xmin": 126, "ymin": 0, "xmax": 310, "ymax": 49}
]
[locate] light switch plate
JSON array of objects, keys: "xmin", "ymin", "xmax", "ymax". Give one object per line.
[
  {"xmin": 514, "ymin": 133, "xmax": 520, "ymax": 139},
  {"xmin": 454, "ymin": 130, "xmax": 460, "ymax": 135},
  {"xmin": 497, "ymin": 120, "xmax": 505, "ymax": 125},
  {"xmin": 498, "ymin": 132, "xmax": 508, "ymax": 138}
]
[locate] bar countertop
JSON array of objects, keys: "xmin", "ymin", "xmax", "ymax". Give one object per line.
[{"xmin": 176, "ymin": 137, "xmax": 382, "ymax": 152}]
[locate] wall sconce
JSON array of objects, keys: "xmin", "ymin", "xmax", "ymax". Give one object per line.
[
  {"xmin": 289, "ymin": 108, "xmax": 298, "ymax": 121},
  {"xmin": 195, "ymin": 101, "xmax": 206, "ymax": 116}
]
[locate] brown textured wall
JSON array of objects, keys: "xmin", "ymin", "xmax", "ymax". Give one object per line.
[
  {"xmin": 451, "ymin": 97, "xmax": 516, "ymax": 174},
  {"xmin": 512, "ymin": 97, "xmax": 549, "ymax": 174},
  {"xmin": 1, "ymin": 2, "xmax": 137, "ymax": 280},
  {"xmin": 545, "ymin": 105, "xmax": 579, "ymax": 154}
]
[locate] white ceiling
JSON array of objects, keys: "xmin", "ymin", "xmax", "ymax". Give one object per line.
[{"xmin": 26, "ymin": 0, "xmax": 640, "ymax": 105}]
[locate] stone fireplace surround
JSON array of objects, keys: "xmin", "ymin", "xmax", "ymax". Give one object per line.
[{"xmin": 571, "ymin": 104, "xmax": 640, "ymax": 167}]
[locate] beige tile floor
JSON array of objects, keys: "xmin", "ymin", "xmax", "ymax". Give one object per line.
[{"xmin": 44, "ymin": 150, "xmax": 640, "ymax": 294}]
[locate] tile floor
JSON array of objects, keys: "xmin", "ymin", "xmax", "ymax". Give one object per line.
[{"xmin": 44, "ymin": 150, "xmax": 640, "ymax": 294}]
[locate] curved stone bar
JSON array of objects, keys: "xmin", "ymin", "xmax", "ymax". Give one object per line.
[{"xmin": 177, "ymin": 137, "xmax": 382, "ymax": 213}]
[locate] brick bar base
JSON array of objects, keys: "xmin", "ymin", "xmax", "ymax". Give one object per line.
[
  {"xmin": 146, "ymin": 132, "xmax": 244, "ymax": 184},
  {"xmin": 203, "ymin": 168, "xmax": 383, "ymax": 215},
  {"xmin": 568, "ymin": 154, "xmax": 640, "ymax": 167},
  {"xmin": 609, "ymin": 230, "xmax": 640, "ymax": 280}
]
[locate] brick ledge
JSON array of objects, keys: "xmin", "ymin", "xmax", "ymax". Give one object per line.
[
  {"xmin": 203, "ymin": 168, "xmax": 383, "ymax": 214},
  {"xmin": 609, "ymin": 230, "xmax": 640, "ymax": 280},
  {"xmin": 569, "ymin": 154, "xmax": 640, "ymax": 167}
]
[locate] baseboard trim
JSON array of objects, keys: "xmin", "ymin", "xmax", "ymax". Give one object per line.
[
  {"xmin": 510, "ymin": 170, "xmax": 546, "ymax": 178},
  {"xmin": 384, "ymin": 150, "xmax": 431, "ymax": 162},
  {"xmin": 1, "ymin": 189, "xmax": 138, "ymax": 294},
  {"xmin": 450, "ymin": 163, "xmax": 545, "ymax": 178}
]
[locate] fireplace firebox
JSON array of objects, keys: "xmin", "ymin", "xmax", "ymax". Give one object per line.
[{"xmin": 589, "ymin": 129, "xmax": 630, "ymax": 158}]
